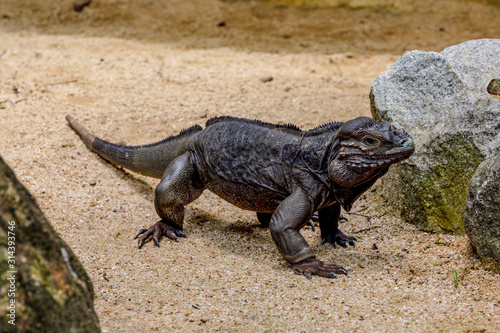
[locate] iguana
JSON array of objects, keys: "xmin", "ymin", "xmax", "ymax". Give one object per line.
[{"xmin": 66, "ymin": 114, "xmax": 414, "ymax": 279}]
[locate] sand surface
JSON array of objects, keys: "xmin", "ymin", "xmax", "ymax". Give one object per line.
[{"xmin": 1, "ymin": 0, "xmax": 499, "ymax": 332}]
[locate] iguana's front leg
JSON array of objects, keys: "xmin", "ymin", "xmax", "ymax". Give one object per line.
[
  {"xmin": 135, "ymin": 152, "xmax": 204, "ymax": 247},
  {"xmin": 269, "ymin": 189, "xmax": 348, "ymax": 279},
  {"xmin": 319, "ymin": 203, "xmax": 356, "ymax": 248},
  {"xmin": 258, "ymin": 211, "xmax": 315, "ymax": 230}
]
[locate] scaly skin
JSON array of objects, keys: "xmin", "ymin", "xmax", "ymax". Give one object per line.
[{"xmin": 66, "ymin": 115, "xmax": 414, "ymax": 279}]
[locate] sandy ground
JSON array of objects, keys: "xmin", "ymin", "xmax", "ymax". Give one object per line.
[{"xmin": 1, "ymin": 0, "xmax": 500, "ymax": 332}]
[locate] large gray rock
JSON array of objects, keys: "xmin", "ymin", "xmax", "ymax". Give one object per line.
[
  {"xmin": 0, "ymin": 156, "xmax": 100, "ymax": 332},
  {"xmin": 464, "ymin": 154, "xmax": 500, "ymax": 273},
  {"xmin": 370, "ymin": 39, "xmax": 500, "ymax": 234}
]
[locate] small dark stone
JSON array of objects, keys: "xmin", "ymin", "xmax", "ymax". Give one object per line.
[
  {"xmin": 217, "ymin": 21, "xmax": 226, "ymax": 27},
  {"xmin": 260, "ymin": 76, "xmax": 273, "ymax": 83},
  {"xmin": 73, "ymin": 0, "xmax": 92, "ymax": 12},
  {"xmin": 487, "ymin": 79, "xmax": 500, "ymax": 97}
]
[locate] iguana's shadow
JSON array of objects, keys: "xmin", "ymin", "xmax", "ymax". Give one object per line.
[
  {"xmin": 107, "ymin": 164, "xmax": 276, "ymax": 261},
  {"xmin": 109, "ymin": 165, "xmax": 155, "ymax": 200},
  {"xmin": 183, "ymin": 207, "xmax": 277, "ymax": 260}
]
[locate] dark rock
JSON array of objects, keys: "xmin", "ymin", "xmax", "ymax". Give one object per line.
[
  {"xmin": 464, "ymin": 154, "xmax": 500, "ymax": 273},
  {"xmin": 73, "ymin": 0, "xmax": 92, "ymax": 12},
  {"xmin": 370, "ymin": 39, "xmax": 500, "ymax": 234},
  {"xmin": 0, "ymin": 156, "xmax": 100, "ymax": 332}
]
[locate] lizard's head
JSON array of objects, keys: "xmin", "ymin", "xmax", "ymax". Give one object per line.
[{"xmin": 328, "ymin": 117, "xmax": 414, "ymax": 187}]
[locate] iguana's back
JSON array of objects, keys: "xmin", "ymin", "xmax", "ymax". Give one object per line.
[{"xmin": 189, "ymin": 116, "xmax": 342, "ymax": 212}]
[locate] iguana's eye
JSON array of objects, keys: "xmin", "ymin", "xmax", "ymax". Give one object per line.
[{"xmin": 362, "ymin": 136, "xmax": 378, "ymax": 146}]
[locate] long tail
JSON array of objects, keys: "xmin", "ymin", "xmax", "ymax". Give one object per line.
[{"xmin": 65, "ymin": 115, "xmax": 202, "ymax": 179}]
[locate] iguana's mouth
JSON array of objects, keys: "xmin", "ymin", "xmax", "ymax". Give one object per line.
[
  {"xmin": 342, "ymin": 137, "xmax": 415, "ymax": 169},
  {"xmin": 384, "ymin": 137, "xmax": 415, "ymax": 156}
]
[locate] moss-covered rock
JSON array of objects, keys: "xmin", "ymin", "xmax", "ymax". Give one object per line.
[
  {"xmin": 383, "ymin": 133, "xmax": 483, "ymax": 234},
  {"xmin": 0, "ymin": 156, "xmax": 100, "ymax": 333},
  {"xmin": 370, "ymin": 39, "xmax": 500, "ymax": 234}
]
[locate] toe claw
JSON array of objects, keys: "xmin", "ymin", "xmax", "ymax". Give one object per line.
[
  {"xmin": 172, "ymin": 227, "xmax": 187, "ymax": 238},
  {"xmin": 311, "ymin": 212, "xmax": 319, "ymax": 222},
  {"xmin": 134, "ymin": 228, "xmax": 148, "ymax": 239},
  {"xmin": 153, "ymin": 237, "xmax": 160, "ymax": 247},
  {"xmin": 308, "ymin": 219, "xmax": 316, "ymax": 232}
]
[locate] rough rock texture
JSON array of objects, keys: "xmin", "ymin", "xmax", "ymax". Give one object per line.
[
  {"xmin": 0, "ymin": 156, "xmax": 100, "ymax": 332},
  {"xmin": 370, "ymin": 39, "xmax": 500, "ymax": 234},
  {"xmin": 464, "ymin": 154, "xmax": 500, "ymax": 273}
]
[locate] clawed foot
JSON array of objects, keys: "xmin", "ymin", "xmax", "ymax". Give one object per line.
[
  {"xmin": 134, "ymin": 221, "xmax": 187, "ymax": 248},
  {"xmin": 292, "ymin": 258, "xmax": 349, "ymax": 279},
  {"xmin": 321, "ymin": 230, "xmax": 357, "ymax": 248}
]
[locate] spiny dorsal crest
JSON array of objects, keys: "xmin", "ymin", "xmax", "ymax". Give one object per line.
[{"xmin": 206, "ymin": 116, "xmax": 343, "ymax": 136}]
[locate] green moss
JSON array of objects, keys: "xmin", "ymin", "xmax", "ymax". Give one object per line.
[
  {"xmin": 29, "ymin": 254, "xmax": 67, "ymax": 306},
  {"xmin": 396, "ymin": 133, "xmax": 484, "ymax": 234},
  {"xmin": 0, "ymin": 249, "xmax": 10, "ymax": 306}
]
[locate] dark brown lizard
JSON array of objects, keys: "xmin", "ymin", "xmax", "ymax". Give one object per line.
[{"xmin": 66, "ymin": 115, "xmax": 414, "ymax": 279}]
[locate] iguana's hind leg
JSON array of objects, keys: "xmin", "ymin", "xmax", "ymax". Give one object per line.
[
  {"xmin": 319, "ymin": 203, "xmax": 356, "ymax": 249},
  {"xmin": 135, "ymin": 152, "xmax": 204, "ymax": 248}
]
